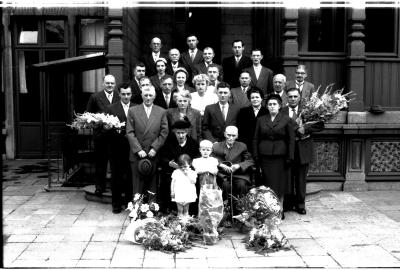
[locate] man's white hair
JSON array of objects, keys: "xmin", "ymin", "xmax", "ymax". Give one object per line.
[
  {"xmin": 141, "ymin": 85, "xmax": 156, "ymax": 96},
  {"xmin": 273, "ymin": 74, "xmax": 286, "ymax": 82},
  {"xmin": 225, "ymin": 126, "xmax": 238, "ymax": 135}
]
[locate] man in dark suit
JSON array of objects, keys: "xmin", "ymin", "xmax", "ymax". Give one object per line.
[
  {"xmin": 202, "ymin": 82, "xmax": 240, "ymax": 143},
  {"xmin": 153, "ymin": 75, "xmax": 177, "ymax": 109},
  {"xmin": 126, "ymin": 85, "xmax": 169, "ymax": 195},
  {"xmin": 285, "ymin": 65, "xmax": 315, "ymax": 103},
  {"xmin": 281, "ymin": 87, "xmax": 324, "ymax": 215},
  {"xmin": 193, "ymin": 47, "xmax": 223, "ymax": 80},
  {"xmin": 142, "ymin": 37, "xmax": 168, "ymax": 77},
  {"xmin": 222, "ymin": 40, "xmax": 252, "ymax": 88},
  {"xmin": 180, "ymin": 35, "xmax": 203, "ymax": 82},
  {"xmin": 244, "ymin": 49, "xmax": 273, "ymax": 98},
  {"xmin": 230, "ymin": 71, "xmax": 252, "ymax": 109},
  {"xmin": 273, "ymin": 74, "xmax": 288, "ymax": 107},
  {"xmin": 237, "ymin": 87, "xmax": 268, "ymax": 154},
  {"xmin": 106, "ymin": 82, "xmax": 134, "ymax": 213},
  {"xmin": 213, "ymin": 126, "xmax": 254, "ymax": 201},
  {"xmin": 166, "ymin": 48, "xmax": 185, "ymax": 76},
  {"xmin": 86, "ymin": 74, "xmax": 120, "ymax": 196},
  {"xmin": 130, "ymin": 62, "xmax": 146, "ymax": 104}
]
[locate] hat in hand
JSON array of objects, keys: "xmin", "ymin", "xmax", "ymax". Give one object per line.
[{"xmin": 138, "ymin": 158, "xmax": 153, "ymax": 176}]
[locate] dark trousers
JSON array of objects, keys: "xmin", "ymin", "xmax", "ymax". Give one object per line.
[
  {"xmin": 159, "ymin": 171, "xmax": 175, "ymax": 213},
  {"xmin": 290, "ymin": 162, "xmax": 308, "ymax": 209},
  {"xmin": 110, "ymin": 141, "xmax": 132, "ymax": 208},
  {"xmin": 130, "ymin": 157, "xmax": 158, "ymax": 195},
  {"xmin": 93, "ymin": 134, "xmax": 109, "ymax": 191}
]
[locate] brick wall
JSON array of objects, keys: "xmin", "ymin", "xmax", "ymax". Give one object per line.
[{"xmin": 123, "ymin": 8, "xmax": 142, "ymax": 81}]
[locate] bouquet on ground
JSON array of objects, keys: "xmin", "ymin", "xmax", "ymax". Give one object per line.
[
  {"xmin": 126, "ymin": 192, "xmax": 159, "ymax": 221},
  {"xmin": 300, "ymin": 83, "xmax": 355, "ymax": 123},
  {"xmin": 233, "ymin": 186, "xmax": 287, "ymax": 254},
  {"xmin": 68, "ymin": 112, "xmax": 125, "ymax": 130}
]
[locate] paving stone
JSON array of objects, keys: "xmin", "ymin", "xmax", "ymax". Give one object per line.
[
  {"xmin": 288, "ymin": 238, "xmax": 327, "ymax": 256},
  {"xmin": 91, "ymin": 227, "xmax": 122, "ymax": 242},
  {"xmin": 142, "ymin": 257, "xmax": 175, "ymax": 268},
  {"xmin": 6, "ymin": 234, "xmax": 37, "ymax": 243},
  {"xmin": 113, "ymin": 243, "xmax": 145, "ymax": 259},
  {"xmin": 238, "ymin": 255, "xmax": 306, "ymax": 267},
  {"xmin": 301, "ymin": 255, "xmax": 340, "ymax": 267},
  {"xmin": 76, "ymin": 259, "xmax": 111, "ymax": 268},
  {"xmin": 175, "ymin": 246, "xmax": 208, "ymax": 259},
  {"xmin": 81, "ymin": 242, "xmax": 117, "ymax": 260},
  {"xmin": 10, "ymin": 259, "xmax": 49, "ymax": 268},
  {"xmin": 207, "ymin": 257, "xmax": 241, "ymax": 267},
  {"xmin": 34, "ymin": 234, "xmax": 65, "ymax": 242},
  {"xmin": 110, "ymin": 256, "xmax": 143, "ymax": 267},
  {"xmin": 176, "ymin": 258, "xmax": 208, "ymax": 268}
]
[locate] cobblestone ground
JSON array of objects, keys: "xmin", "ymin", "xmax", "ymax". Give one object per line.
[{"xmin": 3, "ymin": 160, "xmax": 400, "ymax": 268}]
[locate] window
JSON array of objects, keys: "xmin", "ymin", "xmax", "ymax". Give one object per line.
[
  {"xmin": 365, "ymin": 8, "xmax": 397, "ymax": 53},
  {"xmin": 80, "ymin": 18, "xmax": 105, "ymax": 46},
  {"xmin": 298, "ymin": 8, "xmax": 346, "ymax": 52},
  {"xmin": 18, "ymin": 19, "xmax": 39, "ymax": 44},
  {"xmin": 45, "ymin": 20, "xmax": 65, "ymax": 44}
]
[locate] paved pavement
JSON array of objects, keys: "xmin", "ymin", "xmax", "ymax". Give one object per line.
[{"xmin": 3, "ymin": 160, "xmax": 400, "ymax": 268}]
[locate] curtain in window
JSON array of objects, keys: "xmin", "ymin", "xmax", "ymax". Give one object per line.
[{"xmin": 18, "ymin": 51, "xmax": 28, "ymax": 94}]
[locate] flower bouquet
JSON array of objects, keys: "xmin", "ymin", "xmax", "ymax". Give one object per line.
[
  {"xmin": 300, "ymin": 84, "xmax": 355, "ymax": 123},
  {"xmin": 68, "ymin": 112, "xmax": 125, "ymax": 130},
  {"xmin": 233, "ymin": 186, "xmax": 288, "ymax": 254}
]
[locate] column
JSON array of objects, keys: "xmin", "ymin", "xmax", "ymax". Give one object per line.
[
  {"xmin": 106, "ymin": 8, "xmax": 124, "ymax": 84},
  {"xmin": 282, "ymin": 9, "xmax": 299, "ymax": 77}
]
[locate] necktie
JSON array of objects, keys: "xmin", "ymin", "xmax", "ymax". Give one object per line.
[
  {"xmin": 145, "ymin": 107, "xmax": 151, "ymax": 118},
  {"xmin": 107, "ymin": 93, "xmax": 113, "ymax": 103},
  {"xmin": 242, "ymin": 87, "xmax": 247, "ymax": 94},
  {"xmin": 190, "ymin": 51, "xmax": 195, "ymax": 61},
  {"xmin": 235, "ymin": 57, "xmax": 239, "ymax": 67},
  {"xmin": 221, "ymin": 105, "xmax": 227, "ymax": 121},
  {"xmin": 291, "ymin": 107, "xmax": 297, "ymax": 120},
  {"xmin": 165, "ymin": 94, "xmax": 170, "ymax": 107}
]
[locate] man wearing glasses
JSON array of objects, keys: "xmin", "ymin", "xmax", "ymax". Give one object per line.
[{"xmin": 285, "ymin": 65, "xmax": 315, "ymax": 102}]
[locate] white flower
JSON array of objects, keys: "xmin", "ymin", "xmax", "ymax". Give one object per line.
[
  {"xmin": 140, "ymin": 204, "xmax": 149, "ymax": 213},
  {"xmin": 134, "ymin": 193, "xmax": 141, "ymax": 201},
  {"xmin": 152, "ymin": 203, "xmax": 159, "ymax": 211},
  {"xmin": 126, "ymin": 202, "xmax": 134, "ymax": 211},
  {"xmin": 146, "ymin": 211, "xmax": 154, "ymax": 218},
  {"xmin": 129, "ymin": 211, "xmax": 138, "ymax": 220}
]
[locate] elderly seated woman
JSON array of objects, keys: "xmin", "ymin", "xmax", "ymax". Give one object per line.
[
  {"xmin": 167, "ymin": 90, "xmax": 202, "ymax": 142},
  {"xmin": 190, "ymin": 74, "xmax": 218, "ymax": 116},
  {"xmin": 173, "ymin": 67, "xmax": 195, "ymax": 93}
]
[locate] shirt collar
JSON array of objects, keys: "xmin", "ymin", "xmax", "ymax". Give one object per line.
[{"xmin": 121, "ymin": 101, "xmax": 130, "ymax": 107}]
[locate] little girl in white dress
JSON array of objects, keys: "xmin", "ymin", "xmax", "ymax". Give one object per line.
[
  {"xmin": 170, "ymin": 154, "xmax": 198, "ymax": 217},
  {"xmin": 192, "ymin": 140, "xmax": 219, "ymax": 188}
]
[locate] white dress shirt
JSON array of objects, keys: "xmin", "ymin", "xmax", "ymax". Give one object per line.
[
  {"xmin": 152, "ymin": 52, "xmax": 160, "ymax": 62},
  {"xmin": 143, "ymin": 104, "xmax": 153, "ymax": 118},
  {"xmin": 289, "ymin": 106, "xmax": 298, "ymax": 119},
  {"xmin": 105, "ymin": 91, "xmax": 113, "ymax": 103},
  {"xmin": 253, "ymin": 65, "xmax": 262, "ymax": 80},
  {"xmin": 122, "ymin": 102, "xmax": 130, "ymax": 117}
]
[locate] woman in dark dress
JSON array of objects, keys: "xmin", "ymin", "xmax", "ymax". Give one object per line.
[{"xmin": 252, "ymin": 94, "xmax": 295, "ymax": 216}]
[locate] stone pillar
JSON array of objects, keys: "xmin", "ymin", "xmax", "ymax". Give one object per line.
[
  {"xmin": 106, "ymin": 8, "xmax": 124, "ymax": 85},
  {"xmin": 282, "ymin": 9, "xmax": 299, "ymax": 77},
  {"xmin": 2, "ymin": 10, "xmax": 15, "ymax": 159},
  {"xmin": 347, "ymin": 8, "xmax": 365, "ymax": 112},
  {"xmin": 344, "ymin": 136, "xmax": 368, "ymax": 191}
]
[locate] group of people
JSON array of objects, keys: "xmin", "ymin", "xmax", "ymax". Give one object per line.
[{"xmin": 86, "ymin": 34, "xmax": 324, "ymax": 220}]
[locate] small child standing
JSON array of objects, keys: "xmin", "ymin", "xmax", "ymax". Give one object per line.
[
  {"xmin": 192, "ymin": 140, "xmax": 219, "ymax": 188},
  {"xmin": 170, "ymin": 154, "xmax": 198, "ymax": 218}
]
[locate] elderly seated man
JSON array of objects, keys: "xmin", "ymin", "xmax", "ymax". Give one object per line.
[{"xmin": 212, "ymin": 126, "xmax": 254, "ymax": 201}]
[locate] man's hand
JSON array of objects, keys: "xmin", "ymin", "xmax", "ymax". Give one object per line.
[
  {"xmin": 231, "ymin": 164, "xmax": 241, "ymax": 172},
  {"xmin": 219, "ymin": 164, "xmax": 233, "ymax": 174},
  {"xmin": 169, "ymin": 160, "xmax": 179, "ymax": 169},
  {"xmin": 148, "ymin": 149, "xmax": 157, "ymax": 158},
  {"xmin": 298, "ymin": 126, "xmax": 305, "ymax": 135},
  {"xmin": 137, "ymin": 150, "xmax": 147, "ymax": 158}
]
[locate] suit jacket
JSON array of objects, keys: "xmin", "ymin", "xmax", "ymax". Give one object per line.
[
  {"xmin": 126, "ymin": 104, "xmax": 169, "ymax": 161},
  {"xmin": 285, "ymin": 80, "xmax": 315, "ymax": 103},
  {"xmin": 252, "ymin": 112, "xmax": 295, "ymax": 161},
  {"xmin": 86, "ymin": 90, "xmax": 120, "ymax": 113},
  {"xmin": 230, "ymin": 87, "xmax": 251, "ymax": 109},
  {"xmin": 244, "ymin": 66, "xmax": 274, "ymax": 97},
  {"xmin": 166, "ymin": 107, "xmax": 202, "ymax": 142},
  {"xmin": 212, "ymin": 141, "xmax": 254, "ymax": 182},
  {"xmin": 202, "ymin": 103, "xmax": 240, "ymax": 143},
  {"xmin": 181, "ymin": 49, "xmax": 203, "ymax": 78},
  {"xmin": 237, "ymin": 105, "xmax": 268, "ymax": 153},
  {"xmin": 153, "ymin": 90, "xmax": 178, "ymax": 109},
  {"xmin": 222, "ymin": 55, "xmax": 252, "ymax": 88},
  {"xmin": 165, "ymin": 61, "xmax": 186, "ymax": 76},
  {"xmin": 275, "ymin": 91, "xmax": 288, "ymax": 107},
  {"xmin": 193, "ymin": 62, "xmax": 224, "ymax": 80},
  {"xmin": 129, "ymin": 79, "xmax": 143, "ymax": 104},
  {"xmin": 281, "ymin": 106, "xmax": 324, "ymax": 164},
  {"xmin": 142, "ymin": 52, "xmax": 168, "ymax": 77},
  {"xmin": 149, "ymin": 74, "xmax": 163, "ymax": 92}
]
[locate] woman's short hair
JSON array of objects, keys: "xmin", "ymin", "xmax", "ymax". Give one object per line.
[
  {"xmin": 192, "ymin": 74, "xmax": 209, "ymax": 86},
  {"xmin": 176, "ymin": 89, "xmax": 192, "ymax": 101},
  {"xmin": 265, "ymin": 93, "xmax": 282, "ymax": 106},
  {"xmin": 173, "ymin": 67, "xmax": 189, "ymax": 82},
  {"xmin": 248, "ymin": 87, "xmax": 263, "ymax": 98}
]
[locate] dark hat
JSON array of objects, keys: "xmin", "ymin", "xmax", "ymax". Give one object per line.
[
  {"xmin": 172, "ymin": 119, "xmax": 191, "ymax": 130},
  {"xmin": 138, "ymin": 158, "xmax": 153, "ymax": 176},
  {"xmin": 368, "ymin": 105, "xmax": 385, "ymax": 114},
  {"xmin": 265, "ymin": 93, "xmax": 283, "ymax": 105}
]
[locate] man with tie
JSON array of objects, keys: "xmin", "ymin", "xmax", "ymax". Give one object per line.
[
  {"xmin": 273, "ymin": 74, "xmax": 288, "ymax": 107},
  {"xmin": 166, "ymin": 48, "xmax": 185, "ymax": 76},
  {"xmin": 142, "ymin": 37, "xmax": 168, "ymax": 77},
  {"xmin": 285, "ymin": 65, "xmax": 315, "ymax": 103},
  {"xmin": 154, "ymin": 75, "xmax": 177, "ymax": 109},
  {"xmin": 202, "ymin": 82, "xmax": 240, "ymax": 143},
  {"xmin": 244, "ymin": 49, "xmax": 274, "ymax": 98},
  {"xmin": 126, "ymin": 85, "xmax": 169, "ymax": 195},
  {"xmin": 86, "ymin": 74, "xmax": 120, "ymax": 196},
  {"xmin": 213, "ymin": 125, "xmax": 254, "ymax": 202},
  {"xmin": 229, "ymin": 71, "xmax": 252, "ymax": 108},
  {"xmin": 206, "ymin": 64, "xmax": 221, "ymax": 95},
  {"xmin": 222, "ymin": 40, "xmax": 252, "ymax": 88},
  {"xmin": 130, "ymin": 62, "xmax": 146, "ymax": 104},
  {"xmin": 106, "ymin": 83, "xmax": 134, "ymax": 213},
  {"xmin": 193, "ymin": 47, "xmax": 223, "ymax": 81},
  {"xmin": 281, "ymin": 87, "xmax": 324, "ymax": 215},
  {"xmin": 180, "ymin": 35, "xmax": 203, "ymax": 82}
]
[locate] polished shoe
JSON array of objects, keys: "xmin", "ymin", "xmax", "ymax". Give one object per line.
[
  {"xmin": 112, "ymin": 206, "xmax": 122, "ymax": 214},
  {"xmin": 281, "ymin": 212, "xmax": 285, "ymax": 220},
  {"xmin": 297, "ymin": 208, "xmax": 307, "ymax": 215},
  {"xmin": 94, "ymin": 188, "xmax": 103, "ymax": 197}
]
